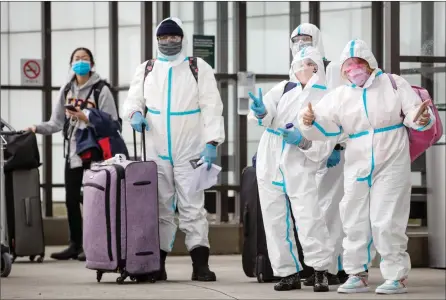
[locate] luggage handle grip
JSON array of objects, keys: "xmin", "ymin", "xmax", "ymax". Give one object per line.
[
  {"xmin": 23, "ymin": 197, "xmax": 33, "ymax": 227},
  {"xmin": 132, "ymin": 125, "xmax": 147, "ymax": 162}
]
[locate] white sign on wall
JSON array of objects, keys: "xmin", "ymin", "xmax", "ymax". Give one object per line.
[{"xmin": 20, "ymin": 58, "xmax": 43, "ymax": 86}]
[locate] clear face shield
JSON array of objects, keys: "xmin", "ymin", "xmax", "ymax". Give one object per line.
[
  {"xmin": 293, "ymin": 58, "xmax": 318, "ymax": 85},
  {"xmin": 291, "ymin": 34, "xmax": 313, "ymax": 57}
]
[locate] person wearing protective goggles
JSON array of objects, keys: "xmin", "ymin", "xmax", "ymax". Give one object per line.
[
  {"xmin": 123, "ymin": 17, "xmax": 225, "ymax": 282},
  {"xmin": 289, "ymin": 24, "xmax": 350, "ymax": 287},
  {"xmin": 298, "ymin": 39, "xmax": 435, "ymax": 295},
  {"xmin": 248, "ymin": 47, "xmax": 337, "ymax": 293}
]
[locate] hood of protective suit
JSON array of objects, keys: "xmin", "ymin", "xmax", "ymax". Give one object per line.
[
  {"xmin": 339, "ymin": 39, "xmax": 378, "ymax": 70},
  {"xmin": 289, "ymin": 23, "xmax": 325, "ymax": 59},
  {"xmin": 155, "ymin": 17, "xmax": 188, "ymax": 62},
  {"xmin": 290, "ymin": 46, "xmax": 326, "ymax": 87}
]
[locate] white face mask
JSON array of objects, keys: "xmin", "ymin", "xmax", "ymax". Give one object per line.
[{"xmin": 292, "ymin": 41, "xmax": 313, "ymax": 57}]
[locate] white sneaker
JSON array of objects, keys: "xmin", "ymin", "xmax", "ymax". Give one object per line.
[
  {"xmin": 375, "ymin": 279, "xmax": 408, "ymax": 294},
  {"xmin": 337, "ymin": 275, "xmax": 370, "ymax": 293}
]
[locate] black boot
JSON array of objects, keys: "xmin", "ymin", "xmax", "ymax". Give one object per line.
[
  {"xmin": 304, "ymin": 272, "xmax": 340, "ymax": 286},
  {"xmin": 77, "ymin": 250, "xmax": 86, "ymax": 262},
  {"xmin": 274, "ymin": 273, "xmax": 301, "ymax": 291},
  {"xmin": 337, "ymin": 270, "xmax": 349, "ymax": 284},
  {"xmin": 50, "ymin": 244, "xmax": 82, "ymax": 260},
  {"xmin": 313, "ymin": 270, "xmax": 329, "ymax": 292},
  {"xmin": 190, "ymin": 246, "xmax": 216, "ymax": 282},
  {"xmin": 156, "ymin": 250, "xmax": 168, "ymax": 281}
]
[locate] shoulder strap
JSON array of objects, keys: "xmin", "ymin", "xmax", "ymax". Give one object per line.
[
  {"xmin": 282, "ymin": 81, "xmax": 298, "ymax": 96},
  {"xmin": 188, "ymin": 57, "xmax": 199, "ymax": 83},
  {"xmin": 92, "ymin": 80, "xmax": 107, "ymax": 109},
  {"xmin": 323, "ymin": 59, "xmax": 331, "ymax": 72},
  {"xmin": 387, "ymin": 73, "xmax": 397, "ymax": 90},
  {"xmin": 144, "ymin": 59, "xmax": 156, "ymax": 81},
  {"xmin": 63, "ymin": 82, "xmax": 72, "ymax": 102}
]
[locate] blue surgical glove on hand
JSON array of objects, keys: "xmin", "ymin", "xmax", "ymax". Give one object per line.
[
  {"xmin": 201, "ymin": 143, "xmax": 217, "ymax": 170},
  {"xmin": 327, "ymin": 150, "xmax": 341, "ymax": 168},
  {"xmin": 248, "ymin": 88, "xmax": 266, "ymax": 117},
  {"xmin": 131, "ymin": 111, "xmax": 149, "ymax": 133},
  {"xmin": 277, "ymin": 127, "xmax": 303, "ymax": 145}
]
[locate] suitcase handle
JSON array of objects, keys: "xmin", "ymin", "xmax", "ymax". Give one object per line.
[{"xmin": 132, "ymin": 125, "xmax": 147, "ymax": 162}]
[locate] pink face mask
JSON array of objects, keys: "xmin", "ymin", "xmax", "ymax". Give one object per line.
[{"xmin": 345, "ymin": 65, "xmax": 370, "ymax": 86}]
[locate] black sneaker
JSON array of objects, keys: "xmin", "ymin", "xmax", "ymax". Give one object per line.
[
  {"xmin": 77, "ymin": 251, "xmax": 86, "ymax": 261},
  {"xmin": 314, "ymin": 270, "xmax": 329, "ymax": 292},
  {"xmin": 304, "ymin": 272, "xmax": 340, "ymax": 286},
  {"xmin": 156, "ymin": 250, "xmax": 168, "ymax": 281},
  {"xmin": 337, "ymin": 270, "xmax": 349, "ymax": 284},
  {"xmin": 190, "ymin": 247, "xmax": 216, "ymax": 282},
  {"xmin": 50, "ymin": 244, "xmax": 82, "ymax": 260},
  {"xmin": 274, "ymin": 273, "xmax": 301, "ymax": 291}
]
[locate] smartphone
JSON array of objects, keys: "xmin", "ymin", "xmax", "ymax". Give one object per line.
[
  {"xmin": 189, "ymin": 158, "xmax": 203, "ymax": 169},
  {"xmin": 64, "ymin": 104, "xmax": 77, "ymax": 112}
]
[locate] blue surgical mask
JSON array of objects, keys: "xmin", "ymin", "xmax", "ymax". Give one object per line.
[{"xmin": 72, "ymin": 60, "xmax": 91, "ymax": 76}]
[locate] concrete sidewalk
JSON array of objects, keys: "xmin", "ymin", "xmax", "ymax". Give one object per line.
[{"xmin": 1, "ymin": 247, "xmax": 445, "ymax": 299}]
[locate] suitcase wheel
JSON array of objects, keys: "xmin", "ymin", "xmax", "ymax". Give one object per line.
[
  {"xmin": 257, "ymin": 272, "xmax": 265, "ymax": 283},
  {"xmin": 1, "ymin": 252, "xmax": 13, "ymax": 278},
  {"xmin": 36, "ymin": 256, "xmax": 44, "ymax": 263},
  {"xmin": 116, "ymin": 276, "xmax": 125, "ymax": 284},
  {"xmin": 29, "ymin": 255, "xmax": 36, "ymax": 262},
  {"xmin": 96, "ymin": 271, "xmax": 103, "ymax": 283}
]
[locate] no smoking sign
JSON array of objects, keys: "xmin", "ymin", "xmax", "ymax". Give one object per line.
[{"xmin": 21, "ymin": 58, "xmax": 43, "ymax": 86}]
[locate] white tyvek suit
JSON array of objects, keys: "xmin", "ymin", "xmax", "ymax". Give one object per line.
[
  {"xmin": 298, "ymin": 39, "xmax": 436, "ymax": 280},
  {"xmin": 289, "ymin": 23, "xmax": 346, "ymax": 275},
  {"xmin": 248, "ymin": 47, "xmax": 334, "ymax": 277},
  {"xmin": 123, "ymin": 17, "xmax": 225, "ymax": 253}
]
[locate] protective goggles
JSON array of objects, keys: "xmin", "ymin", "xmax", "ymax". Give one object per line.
[{"xmin": 157, "ymin": 35, "xmax": 182, "ymax": 44}]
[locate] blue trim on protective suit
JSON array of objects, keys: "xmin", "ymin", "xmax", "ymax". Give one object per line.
[
  {"xmin": 169, "ymin": 195, "xmax": 177, "ymax": 250},
  {"xmin": 415, "ymin": 118, "xmax": 432, "ymax": 131},
  {"xmin": 166, "ymin": 67, "xmax": 173, "ymax": 165},
  {"xmin": 157, "ymin": 57, "xmax": 169, "ymax": 62},
  {"xmin": 147, "ymin": 107, "xmax": 161, "ymax": 115},
  {"xmin": 147, "ymin": 108, "xmax": 200, "ymax": 116},
  {"xmin": 338, "ymin": 255, "xmax": 343, "ymax": 271},
  {"xmin": 349, "ymin": 123, "xmax": 404, "ymax": 139},
  {"xmin": 267, "ymin": 128, "xmax": 281, "ymax": 136},
  {"xmin": 349, "ymin": 40, "xmax": 356, "ymax": 57},
  {"xmin": 297, "ymin": 25, "xmax": 301, "ymax": 35},
  {"xmin": 258, "ymin": 119, "xmax": 263, "ymax": 126},
  {"xmin": 362, "ymin": 89, "xmax": 369, "ymax": 118},
  {"xmin": 363, "ymin": 238, "xmax": 373, "ymax": 271},
  {"xmin": 311, "ymin": 84, "xmax": 327, "ymax": 90},
  {"xmin": 272, "ymin": 181, "xmax": 284, "ymax": 187},
  {"xmin": 313, "ymin": 121, "xmax": 342, "ymax": 137}
]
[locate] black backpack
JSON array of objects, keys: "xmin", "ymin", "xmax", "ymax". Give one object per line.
[{"xmin": 142, "ymin": 57, "xmax": 199, "ymax": 116}]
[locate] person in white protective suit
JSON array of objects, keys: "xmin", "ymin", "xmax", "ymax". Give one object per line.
[
  {"xmin": 123, "ymin": 17, "xmax": 225, "ymax": 282},
  {"xmin": 248, "ymin": 46, "xmax": 335, "ymax": 293},
  {"xmin": 289, "ymin": 23, "xmax": 349, "ymax": 286},
  {"xmin": 298, "ymin": 39, "xmax": 435, "ymax": 294}
]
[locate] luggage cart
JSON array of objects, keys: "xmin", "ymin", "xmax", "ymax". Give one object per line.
[{"xmin": 1, "ymin": 119, "xmax": 13, "ymax": 277}]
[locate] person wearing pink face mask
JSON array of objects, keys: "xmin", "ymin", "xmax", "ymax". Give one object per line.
[
  {"xmin": 298, "ymin": 39, "xmax": 436, "ymax": 295},
  {"xmin": 247, "ymin": 47, "xmax": 337, "ymax": 293}
]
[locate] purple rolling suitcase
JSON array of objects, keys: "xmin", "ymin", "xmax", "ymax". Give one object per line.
[{"xmin": 82, "ymin": 128, "xmax": 160, "ymax": 284}]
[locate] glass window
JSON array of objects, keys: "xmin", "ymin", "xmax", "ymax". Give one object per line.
[
  {"xmin": 400, "ymin": 2, "xmax": 422, "ymax": 56},
  {"xmin": 170, "ymin": 2, "xmax": 180, "ymax": 18},
  {"xmin": 264, "ymin": 15, "xmax": 290, "ymax": 74},
  {"xmin": 118, "ymin": 26, "xmax": 141, "ymax": 86},
  {"xmin": 434, "ymin": 2, "xmax": 445, "ymax": 56},
  {"xmin": 9, "ymin": 2, "xmax": 41, "ymax": 32},
  {"xmin": 265, "ymin": 1, "xmax": 289, "ymax": 15},
  {"xmin": 8, "ymin": 32, "xmax": 42, "ymax": 85},
  {"xmin": 8, "ymin": 90, "xmax": 43, "ymax": 144},
  {"xmin": 321, "ymin": 3, "xmax": 372, "ymax": 62},
  {"xmin": 203, "ymin": 20, "xmax": 217, "ymax": 70},
  {"xmin": 434, "ymin": 64, "xmax": 445, "ymax": 105},
  {"xmin": 204, "ymin": 2, "xmax": 216, "ymax": 21},
  {"xmin": 182, "ymin": 21, "xmax": 194, "ymax": 56},
  {"xmin": 301, "ymin": 1, "xmax": 309, "ymax": 13},
  {"xmin": 52, "ymin": 2, "xmax": 95, "ymax": 30},
  {"xmin": 321, "ymin": 2, "xmax": 369, "ymax": 11},
  {"xmin": 1, "ymin": 90, "xmax": 9, "ymax": 121},
  {"xmin": 51, "ymin": 30, "xmax": 95, "ymax": 87},
  {"xmin": 247, "ymin": 2, "xmax": 264, "ymax": 17},
  {"xmin": 118, "ymin": 2, "xmax": 141, "ymax": 26},
  {"xmin": 247, "ymin": 17, "xmax": 265, "ymax": 73},
  {"xmin": 94, "ymin": 2, "xmax": 109, "ymax": 28},
  {"xmin": 1, "ymin": 33, "xmax": 9, "ymax": 85},
  {"xmin": 52, "ymin": 144, "xmax": 66, "ymax": 184},
  {"xmin": 179, "ymin": 2, "xmax": 194, "ymax": 22},
  {"xmin": 1, "ymin": 2, "xmax": 9, "ymax": 32},
  {"xmin": 93, "ymin": 28, "xmax": 110, "ymax": 81}
]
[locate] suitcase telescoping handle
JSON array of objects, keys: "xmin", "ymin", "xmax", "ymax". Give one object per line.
[{"xmin": 132, "ymin": 124, "xmax": 147, "ymax": 162}]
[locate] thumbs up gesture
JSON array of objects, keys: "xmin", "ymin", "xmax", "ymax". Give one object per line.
[
  {"xmin": 414, "ymin": 99, "xmax": 431, "ymax": 126},
  {"xmin": 302, "ymin": 102, "xmax": 315, "ymax": 126},
  {"xmin": 249, "ymin": 88, "xmax": 266, "ymax": 117}
]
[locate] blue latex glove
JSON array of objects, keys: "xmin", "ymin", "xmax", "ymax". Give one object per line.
[
  {"xmin": 201, "ymin": 143, "xmax": 217, "ymax": 170},
  {"xmin": 131, "ymin": 111, "xmax": 149, "ymax": 132},
  {"xmin": 248, "ymin": 88, "xmax": 266, "ymax": 117},
  {"xmin": 277, "ymin": 127, "xmax": 303, "ymax": 145},
  {"xmin": 327, "ymin": 150, "xmax": 341, "ymax": 168}
]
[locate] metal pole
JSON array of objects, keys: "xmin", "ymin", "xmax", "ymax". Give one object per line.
[
  {"xmin": 141, "ymin": 2, "xmax": 153, "ymax": 61},
  {"xmin": 371, "ymin": 2, "xmax": 384, "ymax": 69},
  {"xmin": 194, "ymin": 2, "xmax": 204, "ymax": 35},
  {"xmin": 309, "ymin": 1, "xmax": 320, "ymax": 28},
  {"xmin": 233, "ymin": 2, "xmax": 248, "ymax": 185},
  {"xmin": 216, "ymin": 1, "xmax": 229, "ymax": 223},
  {"xmin": 109, "ymin": 2, "xmax": 119, "ymax": 102},
  {"xmin": 41, "ymin": 1, "xmax": 53, "ymax": 217},
  {"xmin": 383, "ymin": 1, "xmax": 400, "ymax": 74},
  {"xmin": 157, "ymin": 2, "xmax": 170, "ymax": 24},
  {"xmin": 420, "ymin": 2, "xmax": 434, "ymax": 98},
  {"xmin": 289, "ymin": 2, "xmax": 301, "ymax": 65}
]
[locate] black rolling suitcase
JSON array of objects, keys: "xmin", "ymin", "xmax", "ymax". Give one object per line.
[
  {"xmin": 241, "ymin": 156, "xmax": 313, "ymax": 283},
  {"xmin": 2, "ymin": 129, "xmax": 45, "ymax": 263}
]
